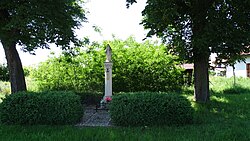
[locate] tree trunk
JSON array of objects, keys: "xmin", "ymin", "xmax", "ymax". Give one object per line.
[
  {"xmin": 233, "ymin": 65, "xmax": 236, "ymax": 86},
  {"xmin": 2, "ymin": 40, "xmax": 27, "ymax": 93},
  {"xmin": 194, "ymin": 54, "xmax": 209, "ymax": 102}
]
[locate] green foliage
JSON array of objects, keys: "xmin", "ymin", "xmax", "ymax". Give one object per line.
[
  {"xmin": 1, "ymin": 77, "xmax": 250, "ymax": 140},
  {"xmin": 126, "ymin": 0, "xmax": 250, "ymax": 102},
  {"xmin": 110, "ymin": 38, "xmax": 184, "ymax": 92},
  {"xmin": 130, "ymin": 0, "xmax": 250, "ymax": 62},
  {"xmin": 0, "ymin": 0, "xmax": 87, "ymax": 93},
  {"xmin": 0, "ymin": 0, "xmax": 86, "ymax": 51},
  {"xmin": 31, "ymin": 37, "xmax": 184, "ymax": 93},
  {"xmin": 0, "ymin": 64, "xmax": 9, "ymax": 81},
  {"xmin": 23, "ymin": 67, "xmax": 31, "ymax": 77},
  {"xmin": 25, "ymin": 77, "xmax": 39, "ymax": 92},
  {"xmin": 0, "ymin": 91, "xmax": 83, "ymax": 125},
  {"xmin": 0, "ymin": 81, "xmax": 10, "ymax": 102},
  {"xmin": 75, "ymin": 92, "xmax": 103, "ymax": 105},
  {"xmin": 109, "ymin": 92, "xmax": 194, "ymax": 126},
  {"xmin": 0, "ymin": 64, "xmax": 30, "ymax": 82}
]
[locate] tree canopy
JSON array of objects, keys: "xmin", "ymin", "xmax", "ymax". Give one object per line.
[
  {"xmin": 126, "ymin": 0, "xmax": 250, "ymax": 102},
  {"xmin": 0, "ymin": 0, "xmax": 86, "ymax": 52},
  {"xmin": 0, "ymin": 0, "xmax": 86, "ymax": 93}
]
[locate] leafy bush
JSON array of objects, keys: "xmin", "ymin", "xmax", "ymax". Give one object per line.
[
  {"xmin": 109, "ymin": 92, "xmax": 194, "ymax": 126},
  {"xmin": 75, "ymin": 91, "xmax": 103, "ymax": 105},
  {"xmin": 0, "ymin": 63, "xmax": 29, "ymax": 81},
  {"xmin": 23, "ymin": 67, "xmax": 31, "ymax": 77},
  {"xmin": 0, "ymin": 91, "xmax": 83, "ymax": 125},
  {"xmin": 0, "ymin": 81, "xmax": 10, "ymax": 102},
  {"xmin": 31, "ymin": 37, "xmax": 184, "ymax": 93},
  {"xmin": 0, "ymin": 64, "xmax": 9, "ymax": 81}
]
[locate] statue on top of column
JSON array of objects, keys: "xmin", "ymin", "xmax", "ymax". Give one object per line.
[{"xmin": 105, "ymin": 44, "xmax": 112, "ymax": 62}]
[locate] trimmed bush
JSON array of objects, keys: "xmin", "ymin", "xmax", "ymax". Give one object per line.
[
  {"xmin": 109, "ymin": 92, "xmax": 194, "ymax": 126},
  {"xmin": 75, "ymin": 91, "xmax": 103, "ymax": 105},
  {"xmin": 0, "ymin": 91, "xmax": 83, "ymax": 125}
]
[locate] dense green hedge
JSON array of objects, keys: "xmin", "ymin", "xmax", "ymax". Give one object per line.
[
  {"xmin": 31, "ymin": 37, "xmax": 184, "ymax": 93},
  {"xmin": 0, "ymin": 91, "xmax": 83, "ymax": 125},
  {"xmin": 75, "ymin": 91, "xmax": 103, "ymax": 105},
  {"xmin": 109, "ymin": 92, "xmax": 194, "ymax": 126}
]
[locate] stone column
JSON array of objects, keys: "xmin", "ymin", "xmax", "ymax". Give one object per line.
[{"xmin": 104, "ymin": 44, "xmax": 113, "ymax": 98}]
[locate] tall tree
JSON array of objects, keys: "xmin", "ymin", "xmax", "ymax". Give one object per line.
[
  {"xmin": 0, "ymin": 0, "xmax": 86, "ymax": 93},
  {"xmin": 126, "ymin": 0, "xmax": 250, "ymax": 102}
]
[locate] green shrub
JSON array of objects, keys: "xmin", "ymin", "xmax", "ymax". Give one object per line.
[
  {"xmin": 0, "ymin": 81, "xmax": 10, "ymax": 102},
  {"xmin": 0, "ymin": 64, "xmax": 9, "ymax": 81},
  {"xmin": 75, "ymin": 91, "xmax": 103, "ymax": 105},
  {"xmin": 109, "ymin": 92, "xmax": 194, "ymax": 126},
  {"xmin": 0, "ymin": 91, "xmax": 83, "ymax": 125},
  {"xmin": 31, "ymin": 37, "xmax": 184, "ymax": 93}
]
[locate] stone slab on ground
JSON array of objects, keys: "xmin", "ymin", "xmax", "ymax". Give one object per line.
[{"xmin": 76, "ymin": 106, "xmax": 112, "ymax": 127}]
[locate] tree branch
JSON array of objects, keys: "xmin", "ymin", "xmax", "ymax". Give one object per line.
[{"xmin": 126, "ymin": 0, "xmax": 137, "ymax": 8}]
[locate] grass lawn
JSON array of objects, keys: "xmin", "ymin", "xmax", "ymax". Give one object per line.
[{"xmin": 1, "ymin": 77, "xmax": 250, "ymax": 141}]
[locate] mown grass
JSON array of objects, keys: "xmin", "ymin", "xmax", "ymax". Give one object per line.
[
  {"xmin": 0, "ymin": 76, "xmax": 250, "ymax": 141},
  {"xmin": 0, "ymin": 122, "xmax": 249, "ymax": 141}
]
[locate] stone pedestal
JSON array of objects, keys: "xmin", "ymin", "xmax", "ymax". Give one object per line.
[{"xmin": 104, "ymin": 62, "xmax": 113, "ymax": 98}]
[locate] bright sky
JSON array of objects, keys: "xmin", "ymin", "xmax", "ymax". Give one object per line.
[{"xmin": 0, "ymin": 0, "xmax": 147, "ymax": 66}]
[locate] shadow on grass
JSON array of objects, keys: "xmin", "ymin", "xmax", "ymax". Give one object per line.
[
  {"xmin": 222, "ymin": 85, "xmax": 250, "ymax": 95},
  {"xmin": 192, "ymin": 91, "xmax": 250, "ymax": 125}
]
